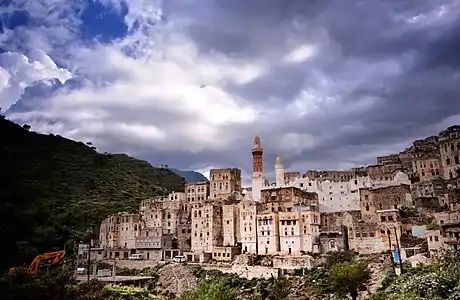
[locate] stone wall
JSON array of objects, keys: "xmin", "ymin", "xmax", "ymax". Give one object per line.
[
  {"xmin": 103, "ymin": 259, "xmax": 163, "ymax": 269},
  {"xmin": 272, "ymin": 255, "xmax": 314, "ymax": 269},
  {"xmin": 202, "ymin": 265, "xmax": 279, "ymax": 279}
]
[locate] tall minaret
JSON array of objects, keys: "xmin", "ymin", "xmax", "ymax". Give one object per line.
[
  {"xmin": 275, "ymin": 156, "xmax": 284, "ymax": 186},
  {"xmin": 252, "ymin": 135, "xmax": 264, "ymax": 201}
]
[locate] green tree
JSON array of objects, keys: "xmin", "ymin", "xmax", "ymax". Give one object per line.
[
  {"xmin": 180, "ymin": 278, "xmax": 238, "ymax": 300},
  {"xmin": 328, "ymin": 261, "xmax": 370, "ymax": 300}
]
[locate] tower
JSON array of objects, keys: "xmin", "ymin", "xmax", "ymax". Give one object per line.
[
  {"xmin": 252, "ymin": 136, "xmax": 264, "ymax": 200},
  {"xmin": 275, "ymin": 156, "xmax": 284, "ymax": 186},
  {"xmin": 252, "ymin": 136, "xmax": 263, "ymax": 173}
]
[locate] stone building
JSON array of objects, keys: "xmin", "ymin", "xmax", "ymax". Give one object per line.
[
  {"xmin": 366, "ymin": 163, "xmax": 404, "ymax": 181},
  {"xmin": 377, "ymin": 154, "xmax": 402, "ymax": 165},
  {"xmin": 259, "ymin": 185, "xmax": 319, "ymax": 214},
  {"xmin": 411, "ymin": 154, "xmax": 442, "ymax": 182},
  {"xmin": 191, "ymin": 203, "xmax": 223, "ymax": 253},
  {"xmin": 209, "ymin": 168, "xmax": 242, "ymax": 200},
  {"xmin": 239, "ymin": 200, "xmax": 260, "ymax": 254},
  {"xmin": 439, "ymin": 125, "xmax": 460, "ymax": 179},
  {"xmin": 350, "ymin": 185, "xmax": 409, "ymax": 254},
  {"xmin": 278, "ymin": 209, "xmax": 320, "ymax": 255},
  {"xmin": 222, "ymin": 204, "xmax": 239, "ymax": 247},
  {"xmin": 255, "ymin": 178, "xmax": 321, "ymax": 255},
  {"xmin": 440, "ymin": 220, "xmax": 460, "ymax": 251},
  {"xmin": 99, "ymin": 213, "xmax": 141, "ymax": 251},
  {"xmin": 257, "ymin": 213, "xmax": 280, "ymax": 254},
  {"xmin": 319, "ymin": 211, "xmax": 361, "ymax": 253},
  {"xmin": 186, "ymin": 181, "xmax": 210, "ymax": 206},
  {"xmin": 360, "ymin": 184, "xmax": 412, "ymax": 220},
  {"xmin": 426, "ymin": 229, "xmax": 443, "ymax": 254},
  {"xmin": 287, "ymin": 171, "xmax": 411, "ymax": 213},
  {"xmin": 304, "ymin": 170, "xmax": 361, "ymax": 182}
]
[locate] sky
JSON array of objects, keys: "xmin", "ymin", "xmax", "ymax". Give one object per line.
[{"xmin": 1, "ymin": 0, "xmax": 460, "ymax": 183}]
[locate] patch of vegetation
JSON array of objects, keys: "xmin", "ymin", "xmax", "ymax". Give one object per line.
[
  {"xmin": 0, "ymin": 118, "xmax": 185, "ymax": 271},
  {"xmin": 369, "ymin": 250, "xmax": 460, "ymax": 300},
  {"xmin": 426, "ymin": 220, "xmax": 440, "ymax": 230},
  {"xmin": 328, "ymin": 261, "xmax": 371, "ymax": 300}
]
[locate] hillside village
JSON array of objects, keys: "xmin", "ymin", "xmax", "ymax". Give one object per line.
[{"xmin": 85, "ymin": 125, "xmax": 460, "ymax": 273}]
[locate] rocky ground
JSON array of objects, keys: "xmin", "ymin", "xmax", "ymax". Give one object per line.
[
  {"xmin": 156, "ymin": 263, "xmax": 197, "ymax": 296},
  {"xmin": 148, "ymin": 254, "xmax": 393, "ymax": 299},
  {"xmin": 366, "ymin": 255, "xmax": 393, "ymax": 293}
]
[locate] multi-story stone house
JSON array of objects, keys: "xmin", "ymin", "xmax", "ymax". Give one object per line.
[
  {"xmin": 191, "ymin": 203, "xmax": 223, "ymax": 253},
  {"xmin": 239, "ymin": 199, "xmax": 260, "ymax": 254},
  {"xmin": 210, "ymin": 168, "xmax": 242, "ymax": 200},
  {"xmin": 186, "ymin": 181, "xmax": 210, "ymax": 207},
  {"xmin": 411, "ymin": 154, "xmax": 442, "ymax": 182},
  {"xmin": 287, "ymin": 170, "xmax": 411, "ymax": 213},
  {"xmin": 348, "ymin": 185, "xmax": 411, "ymax": 254},
  {"xmin": 439, "ymin": 125, "xmax": 460, "ymax": 179}
]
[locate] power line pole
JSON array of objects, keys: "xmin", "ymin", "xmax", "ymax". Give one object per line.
[
  {"xmin": 387, "ymin": 230, "xmax": 396, "ymax": 273},
  {"xmin": 86, "ymin": 227, "xmax": 93, "ymax": 282},
  {"xmin": 394, "ymin": 226, "xmax": 403, "ymax": 274}
]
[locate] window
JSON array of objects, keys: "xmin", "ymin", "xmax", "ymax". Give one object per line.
[{"xmin": 434, "ymin": 236, "xmax": 439, "ymax": 242}]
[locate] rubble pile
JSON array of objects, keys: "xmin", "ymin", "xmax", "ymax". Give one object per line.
[
  {"xmin": 156, "ymin": 263, "xmax": 197, "ymax": 296},
  {"xmin": 363, "ymin": 255, "xmax": 394, "ymax": 296},
  {"xmin": 232, "ymin": 254, "xmax": 258, "ymax": 266}
]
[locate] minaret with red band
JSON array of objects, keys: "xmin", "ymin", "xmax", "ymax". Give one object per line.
[
  {"xmin": 251, "ymin": 135, "xmax": 264, "ymax": 200},
  {"xmin": 252, "ymin": 135, "xmax": 263, "ymax": 173}
]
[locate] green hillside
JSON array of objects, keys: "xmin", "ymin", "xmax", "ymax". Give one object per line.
[{"xmin": 0, "ymin": 118, "xmax": 185, "ymax": 271}]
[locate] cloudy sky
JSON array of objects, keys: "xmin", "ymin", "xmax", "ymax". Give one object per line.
[{"xmin": 1, "ymin": 0, "xmax": 460, "ymax": 182}]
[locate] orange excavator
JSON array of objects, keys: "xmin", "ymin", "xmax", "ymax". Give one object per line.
[{"xmin": 9, "ymin": 250, "xmax": 66, "ymax": 276}]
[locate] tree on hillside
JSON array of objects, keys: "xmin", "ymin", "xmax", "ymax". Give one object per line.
[
  {"xmin": 327, "ymin": 261, "xmax": 370, "ymax": 300},
  {"xmin": 22, "ymin": 124, "xmax": 31, "ymax": 131},
  {"xmin": 180, "ymin": 278, "xmax": 238, "ymax": 300}
]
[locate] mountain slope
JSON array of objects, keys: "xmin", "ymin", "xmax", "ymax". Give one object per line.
[
  {"xmin": 171, "ymin": 168, "xmax": 209, "ymax": 183},
  {"xmin": 0, "ymin": 118, "xmax": 185, "ymax": 270}
]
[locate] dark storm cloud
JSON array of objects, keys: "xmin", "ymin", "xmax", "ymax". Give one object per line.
[
  {"xmin": 9, "ymin": 0, "xmax": 460, "ymax": 181},
  {"xmin": 166, "ymin": 0, "xmax": 460, "ymax": 176}
]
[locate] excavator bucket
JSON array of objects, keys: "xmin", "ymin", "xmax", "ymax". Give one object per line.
[{"xmin": 9, "ymin": 250, "xmax": 66, "ymax": 276}]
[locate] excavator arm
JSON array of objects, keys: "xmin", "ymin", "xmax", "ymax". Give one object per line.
[{"xmin": 10, "ymin": 250, "xmax": 66, "ymax": 276}]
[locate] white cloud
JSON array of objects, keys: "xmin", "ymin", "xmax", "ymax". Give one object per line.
[
  {"xmin": 0, "ymin": 51, "xmax": 72, "ymax": 109},
  {"xmin": 283, "ymin": 44, "xmax": 317, "ymax": 64},
  {"xmin": 6, "ymin": 26, "xmax": 264, "ymax": 153}
]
